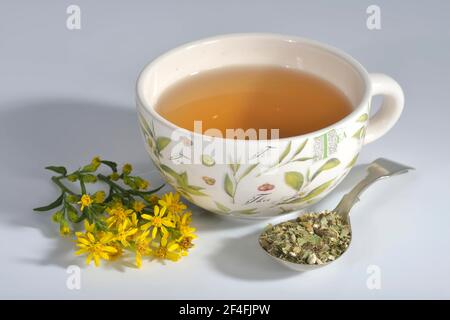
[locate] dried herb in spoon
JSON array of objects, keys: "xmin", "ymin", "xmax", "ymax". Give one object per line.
[{"xmin": 260, "ymin": 211, "xmax": 351, "ymax": 265}]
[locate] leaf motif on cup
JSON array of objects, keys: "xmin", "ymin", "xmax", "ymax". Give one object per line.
[
  {"xmin": 278, "ymin": 141, "xmax": 291, "ymax": 164},
  {"xmin": 235, "ymin": 208, "xmax": 258, "ymax": 215},
  {"xmin": 357, "ymin": 113, "xmax": 369, "ymax": 122},
  {"xmin": 159, "ymin": 164, "xmax": 207, "ymax": 198},
  {"xmin": 284, "ymin": 171, "xmax": 304, "ymax": 191},
  {"xmin": 239, "ymin": 163, "xmax": 258, "ymax": 180},
  {"xmin": 214, "ymin": 201, "xmax": 230, "ymax": 213},
  {"xmin": 287, "ymin": 178, "xmax": 336, "ymax": 204},
  {"xmin": 290, "ymin": 139, "xmax": 308, "ymax": 160},
  {"xmin": 311, "ymin": 158, "xmax": 340, "ymax": 180},
  {"xmin": 224, "ymin": 174, "xmax": 235, "ymax": 199},
  {"xmin": 201, "ymin": 154, "xmax": 216, "ymax": 167},
  {"xmin": 346, "ymin": 153, "xmax": 359, "ymax": 169},
  {"xmin": 352, "ymin": 126, "xmax": 366, "ymax": 139},
  {"xmin": 156, "ymin": 137, "xmax": 171, "ymax": 154}
]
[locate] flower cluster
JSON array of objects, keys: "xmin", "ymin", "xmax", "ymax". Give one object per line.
[{"xmin": 34, "ymin": 157, "xmax": 196, "ymax": 268}]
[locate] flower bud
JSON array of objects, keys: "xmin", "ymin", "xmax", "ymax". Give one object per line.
[{"xmin": 122, "ymin": 163, "xmax": 132, "ymax": 175}]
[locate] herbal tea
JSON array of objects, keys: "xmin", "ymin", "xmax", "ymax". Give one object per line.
[{"xmin": 155, "ymin": 66, "xmax": 353, "ymax": 139}]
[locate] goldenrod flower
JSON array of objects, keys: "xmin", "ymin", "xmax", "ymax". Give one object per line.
[
  {"xmin": 134, "ymin": 230, "xmax": 152, "ymax": 268},
  {"xmin": 115, "ymin": 219, "xmax": 138, "ymax": 247},
  {"xmin": 146, "ymin": 194, "xmax": 159, "ymax": 206},
  {"xmin": 78, "ymin": 194, "xmax": 93, "ymax": 211},
  {"xmin": 91, "ymin": 156, "xmax": 101, "ymax": 166},
  {"xmin": 107, "ymin": 242, "xmax": 123, "ymax": 261},
  {"xmin": 158, "ymin": 192, "xmax": 186, "ymax": 215},
  {"xmin": 153, "ymin": 241, "xmax": 181, "ymax": 262},
  {"xmin": 141, "ymin": 205, "xmax": 175, "ymax": 239},
  {"xmin": 139, "ymin": 179, "xmax": 149, "ymax": 190},
  {"xmin": 84, "ymin": 220, "xmax": 96, "ymax": 233},
  {"xmin": 59, "ymin": 224, "xmax": 71, "ymax": 237},
  {"xmin": 75, "ymin": 230, "xmax": 117, "ymax": 267},
  {"xmin": 93, "ymin": 191, "xmax": 105, "ymax": 203},
  {"xmin": 132, "ymin": 200, "xmax": 146, "ymax": 213},
  {"xmin": 130, "ymin": 212, "xmax": 139, "ymax": 228},
  {"xmin": 106, "ymin": 205, "xmax": 133, "ymax": 228},
  {"xmin": 122, "ymin": 163, "xmax": 132, "ymax": 175}
]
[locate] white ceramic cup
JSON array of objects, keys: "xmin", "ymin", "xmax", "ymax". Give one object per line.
[{"xmin": 136, "ymin": 33, "xmax": 404, "ymax": 218}]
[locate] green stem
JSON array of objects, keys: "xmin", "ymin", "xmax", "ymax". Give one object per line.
[
  {"xmin": 79, "ymin": 175, "xmax": 86, "ymax": 194},
  {"xmin": 51, "ymin": 176, "xmax": 76, "ymax": 195}
]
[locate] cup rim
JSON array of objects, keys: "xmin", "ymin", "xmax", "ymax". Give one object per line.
[{"xmin": 136, "ymin": 33, "xmax": 371, "ymax": 143}]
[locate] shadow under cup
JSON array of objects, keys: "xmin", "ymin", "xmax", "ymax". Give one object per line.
[{"xmin": 136, "ymin": 33, "xmax": 403, "ymax": 218}]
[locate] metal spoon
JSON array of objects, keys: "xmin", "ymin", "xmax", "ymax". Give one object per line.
[{"xmin": 258, "ymin": 158, "xmax": 414, "ymax": 271}]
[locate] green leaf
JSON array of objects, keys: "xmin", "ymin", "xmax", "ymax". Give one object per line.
[
  {"xmin": 357, "ymin": 113, "xmax": 369, "ymax": 122},
  {"xmin": 177, "ymin": 172, "xmax": 189, "ymax": 186},
  {"xmin": 346, "ymin": 153, "xmax": 359, "ymax": 169},
  {"xmin": 82, "ymin": 163, "xmax": 98, "ymax": 172},
  {"xmin": 45, "ymin": 166, "xmax": 67, "ymax": 176},
  {"xmin": 82, "ymin": 174, "xmax": 97, "ymax": 183},
  {"xmin": 239, "ymin": 163, "xmax": 258, "ymax": 181},
  {"xmin": 288, "ymin": 179, "xmax": 335, "ymax": 204},
  {"xmin": 236, "ymin": 208, "xmax": 258, "ymax": 215},
  {"xmin": 201, "ymin": 155, "xmax": 216, "ymax": 167},
  {"xmin": 156, "ymin": 137, "xmax": 171, "ymax": 153},
  {"xmin": 180, "ymin": 185, "xmax": 207, "ymax": 196},
  {"xmin": 291, "ymin": 139, "xmax": 308, "ymax": 158},
  {"xmin": 34, "ymin": 193, "xmax": 64, "ymax": 212},
  {"xmin": 224, "ymin": 174, "xmax": 235, "ymax": 198},
  {"xmin": 352, "ymin": 126, "xmax": 365, "ymax": 139},
  {"xmin": 160, "ymin": 164, "xmax": 179, "ymax": 180},
  {"xmin": 100, "ymin": 160, "xmax": 118, "ymax": 172},
  {"xmin": 229, "ymin": 163, "xmax": 240, "ymax": 175},
  {"xmin": 214, "ymin": 201, "xmax": 230, "ymax": 213},
  {"xmin": 139, "ymin": 114, "xmax": 154, "ymax": 137},
  {"xmin": 311, "ymin": 158, "xmax": 341, "ymax": 180},
  {"xmin": 301, "ymin": 179, "xmax": 335, "ymax": 202},
  {"xmin": 293, "ymin": 157, "xmax": 314, "ymax": 162},
  {"xmin": 66, "ymin": 204, "xmax": 81, "ymax": 223},
  {"xmin": 278, "ymin": 142, "xmax": 291, "ymax": 164},
  {"xmin": 284, "ymin": 171, "xmax": 304, "ymax": 191}
]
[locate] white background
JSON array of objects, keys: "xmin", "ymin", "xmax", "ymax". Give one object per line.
[{"xmin": 0, "ymin": 0, "xmax": 449, "ymax": 299}]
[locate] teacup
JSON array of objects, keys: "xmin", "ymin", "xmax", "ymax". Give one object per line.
[{"xmin": 136, "ymin": 33, "xmax": 404, "ymax": 218}]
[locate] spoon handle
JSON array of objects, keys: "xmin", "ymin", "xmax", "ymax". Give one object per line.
[{"xmin": 334, "ymin": 158, "xmax": 414, "ymax": 218}]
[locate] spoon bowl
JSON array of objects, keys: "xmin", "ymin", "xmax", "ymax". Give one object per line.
[{"xmin": 258, "ymin": 158, "xmax": 414, "ymax": 271}]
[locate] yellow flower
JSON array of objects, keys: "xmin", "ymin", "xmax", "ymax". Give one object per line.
[
  {"xmin": 134, "ymin": 230, "xmax": 152, "ymax": 268},
  {"xmin": 122, "ymin": 163, "xmax": 132, "ymax": 175},
  {"xmin": 91, "ymin": 156, "xmax": 101, "ymax": 166},
  {"xmin": 141, "ymin": 205, "xmax": 175, "ymax": 239},
  {"xmin": 158, "ymin": 192, "xmax": 186, "ymax": 215},
  {"xmin": 132, "ymin": 201, "xmax": 146, "ymax": 213},
  {"xmin": 107, "ymin": 242, "xmax": 123, "ymax": 261},
  {"xmin": 178, "ymin": 211, "xmax": 197, "ymax": 239},
  {"xmin": 153, "ymin": 241, "xmax": 181, "ymax": 262},
  {"xmin": 75, "ymin": 230, "xmax": 117, "ymax": 267},
  {"xmin": 83, "ymin": 220, "xmax": 95, "ymax": 233},
  {"xmin": 115, "ymin": 219, "xmax": 138, "ymax": 247},
  {"xmin": 130, "ymin": 212, "xmax": 139, "ymax": 228},
  {"xmin": 59, "ymin": 224, "xmax": 71, "ymax": 237},
  {"xmin": 146, "ymin": 194, "xmax": 159, "ymax": 206},
  {"xmin": 106, "ymin": 205, "xmax": 133, "ymax": 228},
  {"xmin": 93, "ymin": 191, "xmax": 105, "ymax": 203},
  {"xmin": 139, "ymin": 179, "xmax": 149, "ymax": 190},
  {"xmin": 78, "ymin": 194, "xmax": 93, "ymax": 211}
]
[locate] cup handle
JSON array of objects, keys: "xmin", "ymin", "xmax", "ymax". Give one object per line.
[{"xmin": 364, "ymin": 73, "xmax": 404, "ymax": 144}]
